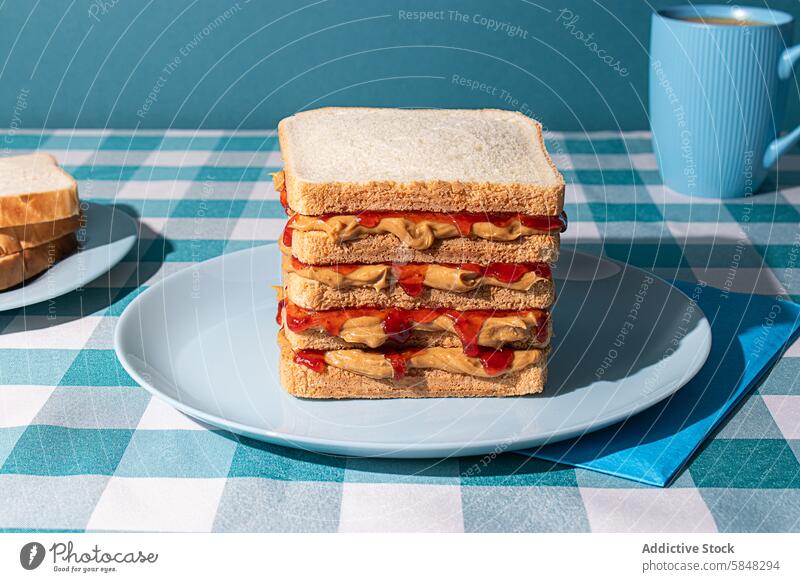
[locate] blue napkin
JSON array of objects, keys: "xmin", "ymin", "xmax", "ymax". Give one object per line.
[{"xmin": 524, "ymin": 283, "xmax": 800, "ymax": 487}]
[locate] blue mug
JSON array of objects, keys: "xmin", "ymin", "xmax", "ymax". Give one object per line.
[{"xmin": 650, "ymin": 5, "xmax": 800, "ymax": 198}]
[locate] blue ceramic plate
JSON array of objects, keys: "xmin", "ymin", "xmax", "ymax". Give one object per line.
[
  {"xmin": 0, "ymin": 202, "xmax": 137, "ymax": 311},
  {"xmin": 114, "ymin": 244, "xmax": 711, "ymax": 458}
]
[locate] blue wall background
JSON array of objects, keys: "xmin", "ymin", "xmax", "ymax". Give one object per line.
[{"xmin": 2, "ymin": 0, "xmax": 799, "ymax": 130}]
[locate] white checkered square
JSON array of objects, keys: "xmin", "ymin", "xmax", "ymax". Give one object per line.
[
  {"xmin": 207, "ymin": 151, "xmax": 282, "ymax": 167},
  {"xmin": 565, "ymin": 183, "xmax": 589, "ymax": 204},
  {"xmin": 136, "ymin": 397, "xmax": 208, "ymax": 430},
  {"xmin": 0, "ymin": 386, "xmax": 55, "ymax": 428},
  {"xmin": 245, "ymin": 181, "xmax": 280, "ymax": 201},
  {"xmin": 116, "ymin": 179, "xmax": 194, "ymax": 200},
  {"xmin": 581, "ymin": 487, "xmax": 717, "ymax": 532},
  {"xmin": 42, "ymin": 149, "xmax": 96, "ymax": 166},
  {"xmin": 763, "ymin": 395, "xmax": 800, "ymax": 439},
  {"xmin": 0, "ymin": 316, "xmax": 102, "ymax": 349},
  {"xmin": 151, "ymin": 129, "xmax": 226, "ymax": 137},
  {"xmin": 338, "ymin": 483, "xmax": 464, "ymax": 532},
  {"xmin": 87, "ymin": 477, "xmax": 227, "ymax": 531},
  {"xmin": 629, "ymin": 153, "xmax": 658, "ymax": 170},
  {"xmin": 86, "ymin": 150, "xmax": 153, "ymax": 165},
  {"xmin": 142, "ymin": 217, "xmax": 238, "ymax": 241},
  {"xmin": 780, "ymin": 185, "xmax": 800, "ymax": 204},
  {"xmin": 228, "ymin": 218, "xmax": 286, "ymax": 241},
  {"xmin": 48, "ymin": 129, "xmax": 106, "ymax": 136},
  {"xmin": 144, "ymin": 149, "xmax": 215, "ymax": 167}
]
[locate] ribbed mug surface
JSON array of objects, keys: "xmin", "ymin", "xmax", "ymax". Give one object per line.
[{"xmin": 649, "ymin": 6, "xmax": 796, "ymax": 198}]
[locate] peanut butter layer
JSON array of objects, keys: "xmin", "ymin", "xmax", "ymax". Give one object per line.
[
  {"xmin": 322, "ymin": 346, "xmax": 545, "ymax": 380},
  {"xmin": 288, "ymin": 214, "xmax": 555, "ymax": 251},
  {"xmin": 282, "ymin": 253, "xmax": 549, "ymax": 294},
  {"xmin": 282, "ymin": 305, "xmax": 551, "ymax": 350},
  {"xmin": 344, "ymin": 313, "xmax": 545, "ymax": 348},
  {"xmin": 285, "ymin": 271, "xmax": 556, "ymax": 311}
]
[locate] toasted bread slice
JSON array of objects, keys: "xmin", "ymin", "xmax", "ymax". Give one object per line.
[
  {"xmin": 0, "ymin": 214, "xmax": 81, "ymax": 256},
  {"xmin": 283, "ymin": 270, "xmax": 555, "ymax": 311},
  {"xmin": 289, "ymin": 230, "xmax": 559, "ymax": 265},
  {"xmin": 0, "ymin": 232, "xmax": 78, "ymax": 291},
  {"xmin": 279, "ymin": 336, "xmax": 547, "ymax": 399},
  {"xmin": 0, "ymin": 154, "xmax": 80, "ymax": 228},
  {"xmin": 278, "ymin": 107, "xmax": 564, "ymax": 215}
]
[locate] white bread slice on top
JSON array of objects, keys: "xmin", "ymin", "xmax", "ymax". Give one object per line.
[
  {"xmin": 278, "ymin": 108, "xmax": 564, "ymax": 215},
  {"xmin": 0, "ymin": 153, "xmax": 80, "ymax": 228}
]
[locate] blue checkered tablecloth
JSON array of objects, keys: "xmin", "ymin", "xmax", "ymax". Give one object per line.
[{"xmin": 0, "ymin": 129, "xmax": 798, "ymax": 533}]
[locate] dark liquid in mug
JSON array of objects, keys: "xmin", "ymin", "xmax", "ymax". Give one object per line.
[{"xmin": 678, "ymin": 16, "xmax": 768, "ymax": 26}]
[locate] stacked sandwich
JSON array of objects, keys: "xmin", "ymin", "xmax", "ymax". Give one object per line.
[
  {"xmin": 275, "ymin": 108, "xmax": 565, "ymax": 398},
  {"xmin": 0, "ymin": 154, "xmax": 81, "ymax": 291}
]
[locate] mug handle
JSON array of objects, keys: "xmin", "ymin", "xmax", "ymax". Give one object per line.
[{"xmin": 763, "ymin": 45, "xmax": 800, "ymax": 168}]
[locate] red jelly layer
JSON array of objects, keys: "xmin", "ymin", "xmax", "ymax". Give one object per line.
[
  {"xmin": 479, "ymin": 348, "xmax": 516, "ymax": 376},
  {"xmin": 282, "ymin": 226, "xmax": 293, "ymax": 247},
  {"xmin": 292, "ymin": 345, "xmax": 517, "ymax": 379},
  {"xmin": 276, "ymin": 298, "xmax": 285, "ymax": 325},
  {"xmin": 293, "ymin": 349, "xmax": 327, "ymax": 373},
  {"xmin": 284, "ymin": 301, "xmax": 548, "ymax": 357},
  {"xmin": 279, "ymin": 188, "xmax": 289, "ymax": 214},
  {"xmin": 384, "ymin": 353, "xmax": 407, "ymax": 380},
  {"xmin": 290, "ymin": 257, "xmax": 552, "ymax": 297}
]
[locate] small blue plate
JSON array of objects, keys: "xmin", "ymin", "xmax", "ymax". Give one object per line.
[
  {"xmin": 114, "ymin": 244, "xmax": 711, "ymax": 458},
  {"xmin": 0, "ymin": 202, "xmax": 137, "ymax": 311}
]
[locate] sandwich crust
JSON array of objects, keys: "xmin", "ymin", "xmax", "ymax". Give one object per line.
[{"xmin": 281, "ymin": 170, "xmax": 565, "ymax": 216}]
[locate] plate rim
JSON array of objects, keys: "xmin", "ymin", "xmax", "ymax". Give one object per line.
[
  {"xmin": 114, "ymin": 243, "xmax": 712, "ymax": 458},
  {"xmin": 0, "ymin": 202, "xmax": 138, "ymax": 312}
]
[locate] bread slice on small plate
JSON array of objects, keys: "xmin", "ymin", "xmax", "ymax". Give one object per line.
[
  {"xmin": 0, "ymin": 214, "xmax": 81, "ymax": 255},
  {"xmin": 0, "ymin": 153, "xmax": 80, "ymax": 228},
  {"xmin": 278, "ymin": 107, "xmax": 564, "ymax": 215},
  {"xmin": 0, "ymin": 231, "xmax": 78, "ymax": 291}
]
